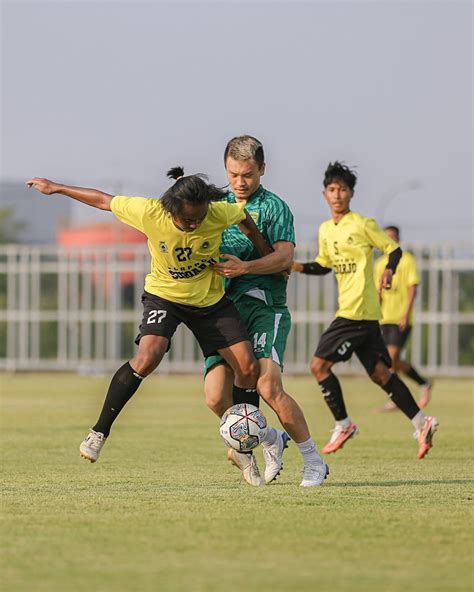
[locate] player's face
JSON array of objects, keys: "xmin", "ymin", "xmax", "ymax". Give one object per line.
[
  {"xmin": 323, "ymin": 181, "xmax": 353, "ymax": 215},
  {"xmin": 384, "ymin": 228, "xmax": 400, "ymax": 243},
  {"xmin": 225, "ymin": 157, "xmax": 265, "ymax": 201},
  {"xmin": 172, "ymin": 201, "xmax": 209, "ymax": 232}
]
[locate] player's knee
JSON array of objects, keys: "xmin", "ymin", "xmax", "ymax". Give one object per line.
[
  {"xmin": 236, "ymin": 358, "xmax": 259, "ymax": 385},
  {"xmin": 390, "ymin": 353, "xmax": 400, "ymax": 367},
  {"xmin": 370, "ymin": 366, "xmax": 391, "ymax": 386},
  {"xmin": 205, "ymin": 395, "xmax": 227, "ymax": 418},
  {"xmin": 130, "ymin": 352, "xmax": 160, "ymax": 376},
  {"xmin": 257, "ymin": 375, "xmax": 282, "ymax": 403},
  {"xmin": 310, "ymin": 357, "xmax": 330, "ymax": 381}
]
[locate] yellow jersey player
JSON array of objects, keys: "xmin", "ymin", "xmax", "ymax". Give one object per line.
[
  {"xmin": 292, "ymin": 162, "xmax": 438, "ymax": 460},
  {"xmin": 374, "ymin": 226, "xmax": 433, "ymax": 412},
  {"xmin": 28, "ymin": 169, "xmax": 272, "ymax": 467}
]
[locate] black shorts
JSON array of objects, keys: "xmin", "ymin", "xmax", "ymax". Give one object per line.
[
  {"xmin": 315, "ymin": 317, "xmax": 391, "ymax": 375},
  {"xmin": 380, "ymin": 324, "xmax": 412, "ymax": 348},
  {"xmin": 135, "ymin": 291, "xmax": 250, "ymax": 357}
]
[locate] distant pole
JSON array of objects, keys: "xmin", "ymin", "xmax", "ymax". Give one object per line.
[{"xmin": 375, "ymin": 179, "xmax": 422, "ymax": 226}]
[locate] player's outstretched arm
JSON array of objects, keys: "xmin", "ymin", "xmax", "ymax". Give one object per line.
[
  {"xmin": 26, "ymin": 178, "xmax": 114, "ymax": 211},
  {"xmin": 237, "ymin": 211, "xmax": 273, "ymax": 257},
  {"xmin": 292, "ymin": 261, "xmax": 332, "ymax": 275}
]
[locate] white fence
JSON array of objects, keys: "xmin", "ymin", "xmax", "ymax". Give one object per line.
[{"xmin": 0, "ymin": 243, "xmax": 473, "ymax": 376}]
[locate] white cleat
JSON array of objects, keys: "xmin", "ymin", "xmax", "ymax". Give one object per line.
[
  {"xmin": 79, "ymin": 429, "xmax": 107, "ymax": 463},
  {"xmin": 262, "ymin": 431, "xmax": 290, "ymax": 483},
  {"xmin": 300, "ymin": 462, "xmax": 330, "ymax": 487},
  {"xmin": 227, "ymin": 448, "xmax": 264, "ymax": 487}
]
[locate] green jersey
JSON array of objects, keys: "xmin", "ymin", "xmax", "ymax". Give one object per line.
[{"xmin": 220, "ymin": 185, "xmax": 295, "ymax": 307}]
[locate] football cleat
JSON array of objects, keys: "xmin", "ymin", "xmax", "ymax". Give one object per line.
[
  {"xmin": 262, "ymin": 431, "xmax": 291, "ymax": 484},
  {"xmin": 79, "ymin": 429, "xmax": 107, "ymax": 463},
  {"xmin": 416, "ymin": 416, "xmax": 438, "ymax": 459},
  {"xmin": 227, "ymin": 448, "xmax": 264, "ymax": 487},
  {"xmin": 300, "ymin": 463, "xmax": 330, "ymax": 487},
  {"xmin": 418, "ymin": 381, "xmax": 433, "ymax": 409},
  {"xmin": 322, "ymin": 422, "xmax": 359, "ymax": 454}
]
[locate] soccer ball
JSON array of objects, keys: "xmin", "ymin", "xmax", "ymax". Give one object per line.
[{"xmin": 219, "ymin": 403, "xmax": 268, "ymax": 452}]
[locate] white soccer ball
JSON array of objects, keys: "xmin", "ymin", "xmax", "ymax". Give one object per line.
[{"xmin": 219, "ymin": 403, "xmax": 268, "ymax": 452}]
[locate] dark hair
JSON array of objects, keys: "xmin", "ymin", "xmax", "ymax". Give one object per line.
[
  {"xmin": 323, "ymin": 161, "xmax": 357, "ymax": 191},
  {"xmin": 384, "ymin": 225, "xmax": 400, "ymax": 237},
  {"xmin": 224, "ymin": 136, "xmax": 265, "ymax": 168},
  {"xmin": 161, "ymin": 167, "xmax": 228, "ymax": 216}
]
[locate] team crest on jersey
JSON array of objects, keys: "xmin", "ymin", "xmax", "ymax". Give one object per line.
[
  {"xmin": 159, "ymin": 241, "xmax": 168, "ymax": 253},
  {"xmin": 249, "ymin": 211, "xmax": 259, "ymax": 222},
  {"xmin": 201, "ymin": 240, "xmax": 210, "ymax": 250},
  {"xmin": 347, "ymin": 236, "xmax": 354, "ymax": 245}
]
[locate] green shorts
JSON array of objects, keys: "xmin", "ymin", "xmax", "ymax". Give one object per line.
[{"xmin": 204, "ymin": 295, "xmax": 291, "ymax": 375}]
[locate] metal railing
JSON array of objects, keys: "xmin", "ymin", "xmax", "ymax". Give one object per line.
[{"xmin": 0, "ymin": 242, "xmax": 473, "ymax": 376}]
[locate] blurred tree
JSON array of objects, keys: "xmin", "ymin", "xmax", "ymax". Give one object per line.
[{"xmin": 0, "ymin": 207, "xmax": 27, "ymax": 243}]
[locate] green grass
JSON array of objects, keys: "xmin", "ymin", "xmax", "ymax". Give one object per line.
[{"xmin": 1, "ymin": 374, "xmax": 473, "ymax": 592}]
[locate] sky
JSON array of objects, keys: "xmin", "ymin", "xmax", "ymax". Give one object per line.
[{"xmin": 1, "ymin": 0, "xmax": 472, "ymax": 245}]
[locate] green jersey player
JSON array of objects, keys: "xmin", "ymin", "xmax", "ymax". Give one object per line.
[{"xmin": 205, "ymin": 136, "xmax": 328, "ymax": 487}]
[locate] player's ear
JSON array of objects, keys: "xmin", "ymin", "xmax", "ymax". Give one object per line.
[{"xmin": 260, "ymin": 163, "xmax": 266, "ymax": 176}]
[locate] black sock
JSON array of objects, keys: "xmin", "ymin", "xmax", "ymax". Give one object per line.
[
  {"xmin": 381, "ymin": 374, "xmax": 419, "ymax": 420},
  {"xmin": 319, "ymin": 373, "xmax": 347, "ymax": 421},
  {"xmin": 93, "ymin": 362, "xmax": 144, "ymax": 437},
  {"xmin": 232, "ymin": 385, "xmax": 259, "ymax": 408},
  {"xmin": 404, "ymin": 365, "xmax": 428, "ymax": 386}
]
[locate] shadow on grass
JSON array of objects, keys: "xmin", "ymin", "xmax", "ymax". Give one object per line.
[{"xmin": 327, "ymin": 479, "xmax": 474, "ymax": 487}]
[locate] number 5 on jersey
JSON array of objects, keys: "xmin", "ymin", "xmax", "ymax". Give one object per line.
[{"xmin": 147, "ymin": 310, "xmax": 167, "ymax": 324}]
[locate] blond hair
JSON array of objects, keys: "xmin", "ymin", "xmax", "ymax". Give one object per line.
[{"xmin": 224, "ymin": 135, "xmax": 265, "ymax": 168}]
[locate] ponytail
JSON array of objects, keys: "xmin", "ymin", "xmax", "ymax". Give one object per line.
[{"xmin": 167, "ymin": 166, "xmax": 185, "ymax": 180}]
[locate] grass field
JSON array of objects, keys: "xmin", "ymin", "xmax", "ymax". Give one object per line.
[{"xmin": 1, "ymin": 373, "xmax": 473, "ymax": 592}]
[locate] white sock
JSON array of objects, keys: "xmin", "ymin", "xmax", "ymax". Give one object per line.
[
  {"xmin": 336, "ymin": 417, "xmax": 351, "ymax": 429},
  {"xmin": 261, "ymin": 426, "xmax": 278, "ymax": 447},
  {"xmin": 411, "ymin": 410, "xmax": 426, "ymax": 431},
  {"xmin": 296, "ymin": 437, "xmax": 323, "ymax": 466}
]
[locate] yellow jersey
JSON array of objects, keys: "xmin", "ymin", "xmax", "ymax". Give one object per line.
[
  {"xmin": 315, "ymin": 211, "xmax": 398, "ymax": 320},
  {"xmin": 111, "ymin": 196, "xmax": 246, "ymax": 307},
  {"xmin": 374, "ymin": 251, "xmax": 419, "ymax": 325}
]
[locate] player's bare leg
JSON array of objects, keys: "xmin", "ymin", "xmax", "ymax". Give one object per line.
[
  {"xmin": 205, "ymin": 360, "xmax": 264, "ymax": 486},
  {"xmin": 204, "ymin": 362, "xmax": 234, "ymax": 418},
  {"xmin": 205, "ymin": 362, "xmax": 290, "ymax": 485},
  {"xmin": 219, "ymin": 340, "xmax": 259, "ymax": 393},
  {"xmin": 257, "ymin": 358, "xmax": 328, "ymax": 486}
]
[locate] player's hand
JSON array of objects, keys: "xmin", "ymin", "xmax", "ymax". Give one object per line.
[
  {"xmin": 292, "ymin": 262, "xmax": 304, "ymax": 273},
  {"xmin": 399, "ymin": 315, "xmax": 409, "ymax": 331},
  {"xmin": 26, "ymin": 178, "xmax": 60, "ymax": 195},
  {"xmin": 213, "ymin": 254, "xmax": 248, "ymax": 278},
  {"xmin": 380, "ymin": 269, "xmax": 393, "ymax": 290}
]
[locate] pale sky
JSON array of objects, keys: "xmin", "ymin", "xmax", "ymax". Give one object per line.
[{"xmin": 1, "ymin": 0, "xmax": 472, "ymax": 244}]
